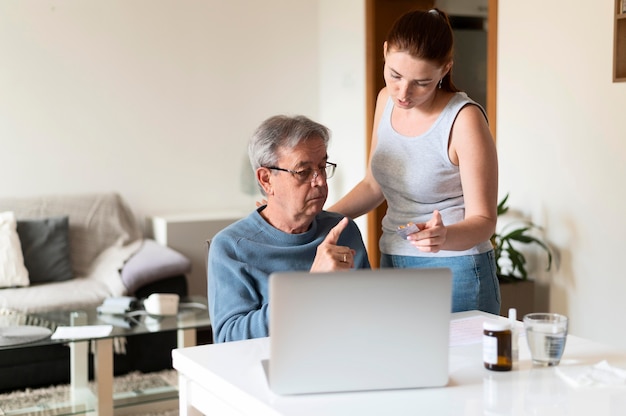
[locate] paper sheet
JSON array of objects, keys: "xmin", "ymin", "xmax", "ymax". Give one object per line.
[
  {"xmin": 450, "ymin": 316, "xmax": 488, "ymax": 346},
  {"xmin": 450, "ymin": 315, "xmax": 524, "ymax": 347},
  {"xmin": 51, "ymin": 325, "xmax": 113, "ymax": 340}
]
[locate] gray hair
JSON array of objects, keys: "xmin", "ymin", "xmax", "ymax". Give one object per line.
[{"xmin": 248, "ymin": 115, "xmax": 331, "ymax": 172}]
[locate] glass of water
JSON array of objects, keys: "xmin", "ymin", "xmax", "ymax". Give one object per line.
[{"xmin": 523, "ymin": 313, "xmax": 568, "ymax": 366}]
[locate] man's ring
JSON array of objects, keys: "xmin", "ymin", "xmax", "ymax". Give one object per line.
[{"xmin": 343, "ymin": 253, "xmax": 347, "ymax": 263}]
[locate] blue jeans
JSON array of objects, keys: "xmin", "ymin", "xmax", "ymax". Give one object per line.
[{"xmin": 380, "ymin": 250, "xmax": 501, "ymax": 315}]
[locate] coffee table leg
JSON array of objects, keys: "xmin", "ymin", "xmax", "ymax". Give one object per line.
[
  {"xmin": 95, "ymin": 338, "xmax": 114, "ymax": 416},
  {"xmin": 70, "ymin": 312, "xmax": 91, "ymax": 411},
  {"xmin": 177, "ymin": 328, "xmax": 197, "ymax": 348}
]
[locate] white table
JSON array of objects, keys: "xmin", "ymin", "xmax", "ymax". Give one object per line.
[{"xmin": 172, "ymin": 311, "xmax": 626, "ymax": 416}]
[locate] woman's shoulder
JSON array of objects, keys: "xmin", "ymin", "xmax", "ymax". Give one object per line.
[
  {"xmin": 436, "ymin": 93, "xmax": 486, "ymax": 128},
  {"xmin": 456, "ymin": 101, "xmax": 488, "ymax": 125},
  {"xmin": 376, "ymin": 87, "xmax": 390, "ymax": 104},
  {"xmin": 450, "ymin": 92, "xmax": 486, "ymax": 114},
  {"xmin": 374, "ymin": 88, "xmax": 393, "ymax": 121}
]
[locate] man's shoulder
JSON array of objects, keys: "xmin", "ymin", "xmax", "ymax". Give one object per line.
[
  {"xmin": 211, "ymin": 211, "xmax": 258, "ymax": 243},
  {"xmin": 318, "ymin": 210, "xmax": 345, "ymax": 221},
  {"xmin": 317, "ymin": 211, "xmax": 361, "ymax": 235},
  {"xmin": 316, "ymin": 210, "xmax": 353, "ymax": 228}
]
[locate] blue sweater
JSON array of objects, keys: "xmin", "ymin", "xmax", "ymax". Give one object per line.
[{"xmin": 208, "ymin": 208, "xmax": 370, "ymax": 343}]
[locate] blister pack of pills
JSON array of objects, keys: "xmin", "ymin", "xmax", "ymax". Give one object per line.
[{"xmin": 396, "ymin": 222, "xmax": 419, "ymax": 239}]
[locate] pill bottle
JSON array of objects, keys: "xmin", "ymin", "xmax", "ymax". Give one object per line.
[{"xmin": 483, "ymin": 320, "xmax": 512, "ymax": 371}]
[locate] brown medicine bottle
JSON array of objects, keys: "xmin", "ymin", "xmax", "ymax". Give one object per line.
[{"xmin": 483, "ymin": 320, "xmax": 512, "ymax": 371}]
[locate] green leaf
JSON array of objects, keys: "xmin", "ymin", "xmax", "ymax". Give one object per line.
[{"xmin": 492, "ymin": 193, "xmax": 554, "ymax": 280}]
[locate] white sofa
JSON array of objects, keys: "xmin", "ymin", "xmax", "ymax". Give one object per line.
[{"xmin": 0, "ymin": 191, "xmax": 191, "ymax": 313}]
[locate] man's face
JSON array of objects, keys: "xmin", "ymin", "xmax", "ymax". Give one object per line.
[{"xmin": 265, "ymin": 137, "xmax": 329, "ymax": 230}]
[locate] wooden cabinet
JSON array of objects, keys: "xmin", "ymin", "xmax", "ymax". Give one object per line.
[{"xmin": 615, "ymin": 0, "xmax": 626, "ymax": 82}]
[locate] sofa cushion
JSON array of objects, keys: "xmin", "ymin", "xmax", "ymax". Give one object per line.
[
  {"xmin": 0, "ymin": 212, "xmax": 29, "ymax": 288},
  {"xmin": 16, "ymin": 216, "xmax": 73, "ymax": 284},
  {"xmin": 121, "ymin": 239, "xmax": 191, "ymax": 293}
]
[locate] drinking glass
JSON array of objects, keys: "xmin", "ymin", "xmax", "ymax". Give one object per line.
[{"xmin": 523, "ymin": 313, "xmax": 568, "ymax": 366}]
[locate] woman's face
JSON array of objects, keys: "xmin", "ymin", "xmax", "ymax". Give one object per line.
[{"xmin": 383, "ymin": 46, "xmax": 451, "ymax": 110}]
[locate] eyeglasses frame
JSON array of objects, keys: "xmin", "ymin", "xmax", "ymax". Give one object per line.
[{"xmin": 264, "ymin": 162, "xmax": 337, "ymax": 183}]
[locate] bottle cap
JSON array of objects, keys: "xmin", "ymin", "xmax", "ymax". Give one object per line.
[{"xmin": 483, "ymin": 319, "xmax": 511, "ymax": 332}]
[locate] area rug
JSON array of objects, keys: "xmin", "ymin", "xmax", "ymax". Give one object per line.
[{"xmin": 0, "ymin": 369, "xmax": 179, "ymax": 415}]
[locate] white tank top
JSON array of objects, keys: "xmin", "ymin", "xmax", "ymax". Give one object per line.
[{"xmin": 371, "ymin": 92, "xmax": 493, "ymax": 257}]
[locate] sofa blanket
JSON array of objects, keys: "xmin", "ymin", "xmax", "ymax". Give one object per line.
[{"xmin": 0, "ymin": 192, "xmax": 164, "ymax": 313}]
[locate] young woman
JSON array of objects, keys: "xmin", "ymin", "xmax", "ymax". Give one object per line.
[{"xmin": 329, "ymin": 9, "xmax": 500, "ymax": 314}]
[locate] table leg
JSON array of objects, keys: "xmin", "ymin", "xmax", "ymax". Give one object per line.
[
  {"xmin": 94, "ymin": 338, "xmax": 114, "ymax": 416},
  {"xmin": 178, "ymin": 373, "xmax": 203, "ymax": 416},
  {"xmin": 177, "ymin": 328, "xmax": 197, "ymax": 348},
  {"xmin": 70, "ymin": 312, "xmax": 91, "ymax": 412}
]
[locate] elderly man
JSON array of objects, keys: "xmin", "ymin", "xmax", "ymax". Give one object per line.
[{"xmin": 208, "ymin": 115, "xmax": 370, "ymax": 343}]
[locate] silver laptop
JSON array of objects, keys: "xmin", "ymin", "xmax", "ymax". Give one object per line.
[{"xmin": 267, "ymin": 267, "xmax": 452, "ymax": 395}]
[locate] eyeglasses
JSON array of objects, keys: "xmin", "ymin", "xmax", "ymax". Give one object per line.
[{"xmin": 265, "ymin": 162, "xmax": 337, "ymax": 183}]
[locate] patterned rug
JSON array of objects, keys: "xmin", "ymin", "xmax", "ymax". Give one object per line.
[{"xmin": 0, "ymin": 369, "xmax": 179, "ymax": 415}]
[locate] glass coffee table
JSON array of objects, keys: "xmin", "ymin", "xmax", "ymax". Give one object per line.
[{"xmin": 0, "ymin": 297, "xmax": 211, "ymax": 416}]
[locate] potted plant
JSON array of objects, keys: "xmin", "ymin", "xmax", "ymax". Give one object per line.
[{"xmin": 491, "ymin": 193, "xmax": 554, "ymax": 316}]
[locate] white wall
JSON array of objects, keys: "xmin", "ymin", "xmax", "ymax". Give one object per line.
[
  {"xmin": 0, "ymin": 0, "xmax": 366, "ymax": 235},
  {"xmin": 318, "ymin": 0, "xmax": 368, "ymax": 240},
  {"xmin": 497, "ymin": 1, "xmax": 626, "ymax": 348},
  {"xmin": 0, "ymin": 0, "xmax": 325, "ymax": 223}
]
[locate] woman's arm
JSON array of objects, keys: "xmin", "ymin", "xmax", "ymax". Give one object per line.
[
  {"xmin": 327, "ymin": 89, "xmax": 388, "ymax": 218},
  {"xmin": 443, "ymin": 104, "xmax": 498, "ymax": 250}
]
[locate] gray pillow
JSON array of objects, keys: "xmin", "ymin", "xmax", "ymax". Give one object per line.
[
  {"xmin": 16, "ymin": 216, "xmax": 73, "ymax": 284},
  {"xmin": 121, "ymin": 239, "xmax": 191, "ymax": 293}
]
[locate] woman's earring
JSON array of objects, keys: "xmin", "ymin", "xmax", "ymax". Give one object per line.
[{"xmin": 438, "ymin": 79, "xmax": 443, "ymax": 89}]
